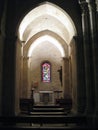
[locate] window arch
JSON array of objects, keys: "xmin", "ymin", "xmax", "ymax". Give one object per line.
[{"xmin": 41, "ymin": 61, "xmax": 51, "ymax": 82}]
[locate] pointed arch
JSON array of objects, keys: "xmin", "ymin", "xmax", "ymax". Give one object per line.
[
  {"xmin": 18, "ymin": 2, "xmax": 77, "ymax": 44},
  {"xmin": 28, "ymin": 35, "xmax": 66, "ymax": 57}
]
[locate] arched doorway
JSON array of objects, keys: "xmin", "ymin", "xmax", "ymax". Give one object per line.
[{"xmin": 15, "ymin": 2, "xmax": 77, "ymax": 114}]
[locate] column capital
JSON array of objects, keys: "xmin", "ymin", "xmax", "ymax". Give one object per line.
[
  {"xmin": 73, "ymin": 36, "xmax": 79, "ymax": 41},
  {"xmin": 62, "ymin": 57, "xmax": 69, "ymax": 62},
  {"xmin": 86, "ymin": 0, "xmax": 97, "ymax": 12},
  {"xmin": 79, "ymin": 0, "xmax": 89, "ymax": 14},
  {"xmin": 23, "ymin": 56, "xmax": 30, "ymax": 61}
]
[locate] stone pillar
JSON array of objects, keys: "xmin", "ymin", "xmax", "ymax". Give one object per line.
[
  {"xmin": 87, "ymin": 0, "xmax": 98, "ymax": 126},
  {"xmin": 0, "ymin": 0, "xmax": 6, "ymax": 116},
  {"xmin": 15, "ymin": 40, "xmax": 23, "ymax": 114},
  {"xmin": 62, "ymin": 57, "xmax": 65, "ymax": 97},
  {"xmin": 1, "ymin": 0, "xmax": 20, "ymax": 116},
  {"xmin": 0, "ymin": 0, "xmax": 17, "ymax": 116},
  {"xmin": 62, "ymin": 57, "xmax": 71, "ymax": 99},
  {"xmin": 70, "ymin": 39, "xmax": 78, "ymax": 113},
  {"xmin": 0, "ymin": 35, "xmax": 4, "ymax": 116},
  {"xmin": 73, "ymin": 35, "xmax": 86, "ymax": 114},
  {"xmin": 20, "ymin": 43, "xmax": 24, "ymax": 98},
  {"xmin": 22, "ymin": 56, "xmax": 29, "ymax": 98},
  {"xmin": 27, "ymin": 57, "xmax": 32, "ymax": 98},
  {"xmin": 79, "ymin": 0, "xmax": 95, "ymax": 116},
  {"xmin": 2, "ymin": 35, "xmax": 17, "ymax": 116}
]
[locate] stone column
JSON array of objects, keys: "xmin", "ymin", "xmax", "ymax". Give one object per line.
[
  {"xmin": 62, "ymin": 57, "xmax": 71, "ymax": 99},
  {"xmin": 27, "ymin": 56, "xmax": 32, "ymax": 98},
  {"xmin": 69, "ymin": 39, "xmax": 78, "ymax": 113},
  {"xmin": 87, "ymin": 0, "xmax": 98, "ymax": 126},
  {"xmin": 2, "ymin": 35, "xmax": 17, "ymax": 116},
  {"xmin": 0, "ymin": 0, "xmax": 17, "ymax": 116},
  {"xmin": 20, "ymin": 43, "xmax": 24, "ymax": 98},
  {"xmin": 79, "ymin": 0, "xmax": 95, "ymax": 115},
  {"xmin": 0, "ymin": 35, "xmax": 4, "ymax": 116},
  {"xmin": 0, "ymin": 0, "xmax": 6, "ymax": 116},
  {"xmin": 73, "ymin": 35, "xmax": 86, "ymax": 114},
  {"xmin": 22, "ymin": 56, "xmax": 29, "ymax": 98},
  {"xmin": 62, "ymin": 57, "xmax": 65, "ymax": 97}
]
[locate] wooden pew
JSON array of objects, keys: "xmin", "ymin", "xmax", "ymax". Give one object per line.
[
  {"xmin": 19, "ymin": 98, "xmax": 34, "ymax": 113},
  {"xmin": 55, "ymin": 98, "xmax": 72, "ymax": 112}
]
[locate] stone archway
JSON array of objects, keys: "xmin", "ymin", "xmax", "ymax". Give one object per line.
[{"xmin": 15, "ymin": 2, "xmax": 77, "ymax": 114}]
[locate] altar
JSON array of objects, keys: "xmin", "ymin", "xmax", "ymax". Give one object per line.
[{"xmin": 39, "ymin": 91, "xmax": 54, "ymax": 104}]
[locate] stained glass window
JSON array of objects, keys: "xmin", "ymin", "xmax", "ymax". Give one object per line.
[{"xmin": 42, "ymin": 62, "xmax": 51, "ymax": 82}]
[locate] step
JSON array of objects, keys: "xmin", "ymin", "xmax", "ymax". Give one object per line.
[
  {"xmin": 29, "ymin": 111, "xmax": 67, "ymax": 115},
  {"xmin": 33, "ymin": 105, "xmax": 61, "ymax": 108},
  {"xmin": 0, "ymin": 125, "xmax": 90, "ymax": 130},
  {"xmin": 32, "ymin": 107, "xmax": 64, "ymax": 112}
]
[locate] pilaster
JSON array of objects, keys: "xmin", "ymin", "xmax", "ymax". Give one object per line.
[
  {"xmin": 87, "ymin": 0, "xmax": 98, "ymax": 127},
  {"xmin": 73, "ymin": 35, "xmax": 86, "ymax": 114},
  {"xmin": 2, "ymin": 35, "xmax": 17, "ymax": 116},
  {"xmin": 79, "ymin": 0, "xmax": 95, "ymax": 116},
  {"xmin": 62, "ymin": 57, "xmax": 71, "ymax": 99}
]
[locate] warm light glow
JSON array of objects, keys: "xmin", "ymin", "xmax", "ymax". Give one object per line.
[
  {"xmin": 28, "ymin": 35, "xmax": 65, "ymax": 57},
  {"xmin": 18, "ymin": 2, "xmax": 76, "ymax": 44}
]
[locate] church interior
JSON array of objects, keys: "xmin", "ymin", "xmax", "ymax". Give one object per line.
[{"xmin": 0, "ymin": 0, "xmax": 98, "ymax": 129}]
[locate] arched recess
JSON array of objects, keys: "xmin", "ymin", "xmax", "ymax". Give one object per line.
[
  {"xmin": 15, "ymin": 1, "xmax": 77, "ymax": 114},
  {"xmin": 24, "ymin": 30, "xmax": 68, "ymax": 57},
  {"xmin": 18, "ymin": 2, "xmax": 76, "ymax": 44},
  {"xmin": 23, "ymin": 32, "xmax": 68, "ymax": 102}
]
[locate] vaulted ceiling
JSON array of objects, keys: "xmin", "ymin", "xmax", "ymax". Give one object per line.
[{"xmin": 18, "ymin": 2, "xmax": 77, "ymax": 57}]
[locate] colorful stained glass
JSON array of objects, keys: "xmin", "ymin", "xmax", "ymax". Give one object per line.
[{"xmin": 42, "ymin": 62, "xmax": 51, "ymax": 82}]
